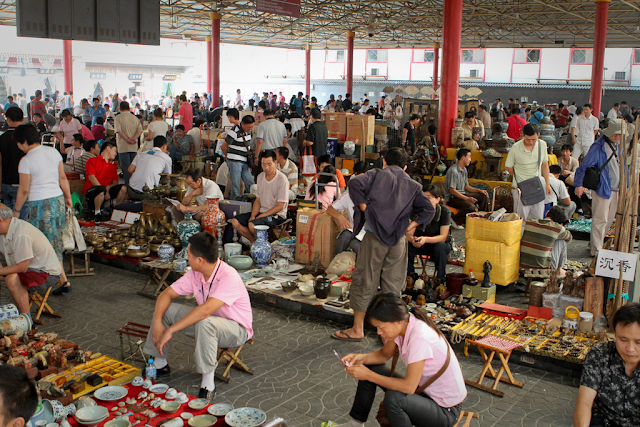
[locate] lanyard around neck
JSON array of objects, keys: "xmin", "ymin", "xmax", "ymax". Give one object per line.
[{"xmin": 201, "ymin": 261, "xmax": 222, "ymax": 303}]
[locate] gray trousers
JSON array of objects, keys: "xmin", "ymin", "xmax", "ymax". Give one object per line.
[
  {"xmin": 143, "ymin": 303, "xmax": 247, "ymax": 374},
  {"xmin": 513, "ymin": 189, "xmax": 545, "ymax": 235},
  {"xmin": 335, "ymin": 230, "xmax": 361, "ymax": 255},
  {"xmin": 551, "ymin": 239, "xmax": 567, "ymax": 270},
  {"xmin": 350, "ymin": 232, "xmax": 407, "ymax": 312},
  {"xmin": 591, "ymin": 191, "xmax": 618, "ymax": 256}
]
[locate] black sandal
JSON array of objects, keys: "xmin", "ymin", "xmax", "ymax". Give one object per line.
[{"xmin": 52, "ymin": 281, "xmax": 71, "ymax": 295}]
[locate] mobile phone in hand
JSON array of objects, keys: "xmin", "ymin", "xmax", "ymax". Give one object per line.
[{"xmin": 333, "ymin": 349, "xmax": 351, "ymax": 367}]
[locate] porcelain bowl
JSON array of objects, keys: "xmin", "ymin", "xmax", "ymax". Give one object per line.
[
  {"xmin": 75, "ymin": 407, "xmax": 108, "ymax": 422},
  {"xmin": 281, "ymin": 281, "xmax": 298, "ymax": 293},
  {"xmin": 227, "ymin": 255, "xmax": 253, "ymax": 270},
  {"xmin": 160, "ymin": 401, "xmax": 181, "ymax": 413}
]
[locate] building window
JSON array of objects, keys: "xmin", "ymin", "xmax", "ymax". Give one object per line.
[
  {"xmin": 424, "ymin": 50, "xmax": 434, "ymax": 62},
  {"xmin": 367, "ymin": 49, "xmax": 387, "ymax": 62},
  {"xmin": 462, "ymin": 49, "xmax": 484, "ymax": 63},
  {"xmin": 370, "ymin": 68, "xmax": 379, "ymax": 76},
  {"xmin": 571, "ymin": 49, "xmax": 593, "ymax": 64},
  {"xmin": 615, "ymin": 71, "xmax": 626, "ymax": 80},
  {"xmin": 515, "ymin": 49, "xmax": 540, "ymax": 63},
  {"xmin": 635, "ymin": 48, "xmax": 640, "ymax": 63},
  {"xmin": 470, "ymin": 69, "xmax": 480, "ymax": 78},
  {"xmin": 326, "ymin": 50, "xmax": 345, "ymax": 63}
]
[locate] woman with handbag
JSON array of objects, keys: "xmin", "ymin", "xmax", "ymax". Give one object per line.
[
  {"xmin": 13, "ymin": 124, "xmax": 73, "ymax": 294},
  {"xmin": 336, "ymin": 293, "xmax": 467, "ymax": 427}
]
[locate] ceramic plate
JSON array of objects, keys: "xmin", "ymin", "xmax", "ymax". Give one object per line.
[
  {"xmin": 224, "ymin": 407, "xmax": 267, "ymax": 427},
  {"xmin": 149, "ymin": 384, "xmax": 169, "ymax": 394},
  {"xmin": 208, "ymin": 403, "xmax": 233, "ymax": 416},
  {"xmin": 188, "ymin": 399, "xmax": 209, "ymax": 410},
  {"xmin": 93, "ymin": 386, "xmax": 129, "ymax": 401}
]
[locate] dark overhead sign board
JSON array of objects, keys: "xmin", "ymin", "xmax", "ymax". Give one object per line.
[
  {"xmin": 128, "ymin": 73, "xmax": 143, "ymax": 81},
  {"xmin": 16, "ymin": 0, "xmax": 160, "ymax": 45},
  {"xmin": 256, "ymin": 0, "xmax": 301, "ymax": 18},
  {"xmin": 163, "ymin": 75, "xmax": 177, "ymax": 81}
]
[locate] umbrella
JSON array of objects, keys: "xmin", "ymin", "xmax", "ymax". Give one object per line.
[
  {"xmin": 404, "ymin": 85, "xmax": 419, "ymax": 96},
  {"xmin": 383, "ymin": 86, "xmax": 394, "ymax": 93}
]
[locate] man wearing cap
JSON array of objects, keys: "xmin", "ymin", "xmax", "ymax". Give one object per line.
[{"xmin": 573, "ymin": 119, "xmax": 624, "ymax": 256}]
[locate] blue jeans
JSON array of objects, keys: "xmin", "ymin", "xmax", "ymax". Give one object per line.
[
  {"xmin": 227, "ymin": 160, "xmax": 254, "ymax": 200},
  {"xmin": 169, "ymin": 145, "xmax": 189, "ymax": 163},
  {"xmin": 119, "ymin": 152, "xmax": 137, "ymax": 186},
  {"xmin": 2, "ymin": 184, "xmax": 29, "ymax": 220}
]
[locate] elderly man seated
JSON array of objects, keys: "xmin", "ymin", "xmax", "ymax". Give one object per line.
[
  {"xmin": 144, "ymin": 232, "xmax": 253, "ymax": 401},
  {"xmin": 128, "ymin": 136, "xmax": 172, "ymax": 200},
  {"xmin": 0, "ymin": 204, "xmax": 62, "ymax": 324},
  {"xmin": 231, "ymin": 150, "xmax": 288, "ymax": 244},
  {"xmin": 172, "ymin": 168, "xmax": 224, "ymax": 224}
]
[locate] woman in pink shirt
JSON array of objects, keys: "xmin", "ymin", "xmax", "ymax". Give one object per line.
[
  {"xmin": 305, "ymin": 165, "xmax": 339, "ymax": 210},
  {"xmin": 337, "ymin": 293, "xmax": 467, "ymax": 427}
]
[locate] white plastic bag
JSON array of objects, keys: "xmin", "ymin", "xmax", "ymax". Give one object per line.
[{"xmin": 62, "ymin": 209, "xmax": 75, "ymax": 251}]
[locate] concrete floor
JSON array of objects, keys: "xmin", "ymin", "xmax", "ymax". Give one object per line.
[{"xmin": 1, "ymin": 237, "xmax": 593, "ymax": 426}]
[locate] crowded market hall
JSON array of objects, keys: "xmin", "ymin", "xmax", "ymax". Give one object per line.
[{"xmin": 2, "ymin": 0, "xmax": 640, "ymax": 426}]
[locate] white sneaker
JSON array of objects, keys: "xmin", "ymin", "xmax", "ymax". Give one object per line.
[{"xmin": 450, "ymin": 220, "xmax": 464, "ymax": 230}]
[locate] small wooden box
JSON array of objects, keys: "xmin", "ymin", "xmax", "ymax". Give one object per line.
[{"xmin": 462, "ymin": 284, "xmax": 496, "ymax": 303}]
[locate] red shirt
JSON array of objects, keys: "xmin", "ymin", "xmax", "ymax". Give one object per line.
[
  {"xmin": 91, "ymin": 125, "xmax": 106, "ymax": 141},
  {"xmin": 83, "ymin": 155, "xmax": 118, "ymax": 194},
  {"xmin": 506, "ymin": 115, "xmax": 526, "ymax": 140},
  {"xmin": 178, "ymin": 102, "xmax": 193, "ymax": 132},
  {"xmin": 29, "ymin": 100, "xmax": 46, "ymax": 119},
  {"xmin": 81, "ymin": 125, "xmax": 95, "ymax": 142},
  {"xmin": 556, "ymin": 107, "xmax": 569, "ymax": 126}
]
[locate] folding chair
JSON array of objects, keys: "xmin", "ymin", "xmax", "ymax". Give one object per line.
[
  {"xmin": 215, "ymin": 338, "xmax": 255, "ymax": 383},
  {"xmin": 269, "ymin": 219, "xmax": 292, "ymax": 241},
  {"xmin": 417, "ymin": 254, "xmax": 436, "ymax": 281},
  {"xmin": 453, "ymin": 411, "xmax": 479, "ymax": 427},
  {"xmin": 28, "ymin": 287, "xmax": 62, "ymax": 325}
]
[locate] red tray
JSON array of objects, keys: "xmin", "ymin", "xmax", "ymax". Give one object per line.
[{"xmin": 478, "ymin": 302, "xmax": 527, "ymax": 320}]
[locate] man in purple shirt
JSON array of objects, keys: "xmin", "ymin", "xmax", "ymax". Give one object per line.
[
  {"xmin": 332, "ymin": 148, "xmax": 434, "ymax": 341},
  {"xmin": 144, "ymin": 232, "xmax": 253, "ymax": 401}
]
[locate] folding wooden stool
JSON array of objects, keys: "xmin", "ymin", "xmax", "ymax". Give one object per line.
[
  {"xmin": 215, "ymin": 339, "xmax": 255, "ymax": 383},
  {"xmin": 29, "ymin": 287, "xmax": 62, "ymax": 325},
  {"xmin": 453, "ymin": 411, "xmax": 479, "ymax": 427},
  {"xmin": 464, "ymin": 335, "xmax": 524, "ymax": 397}
]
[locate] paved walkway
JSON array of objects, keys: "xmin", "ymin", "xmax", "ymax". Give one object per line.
[{"xmin": 2, "ymin": 258, "xmax": 584, "ymax": 427}]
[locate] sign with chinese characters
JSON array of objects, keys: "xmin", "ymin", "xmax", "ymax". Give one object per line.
[
  {"xmin": 128, "ymin": 73, "xmax": 143, "ymax": 81},
  {"xmin": 256, "ymin": 0, "xmax": 300, "ymax": 18},
  {"xmin": 163, "ymin": 75, "xmax": 176, "ymax": 81},
  {"xmin": 595, "ymin": 249, "xmax": 638, "ymax": 281}
]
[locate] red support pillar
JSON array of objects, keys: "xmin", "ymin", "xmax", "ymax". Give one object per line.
[
  {"xmin": 305, "ymin": 45, "xmax": 311, "ymax": 96},
  {"xmin": 206, "ymin": 36, "xmax": 212, "ymax": 97},
  {"xmin": 437, "ymin": 0, "xmax": 463, "ymax": 148},
  {"xmin": 346, "ymin": 31, "xmax": 355, "ymax": 96},
  {"xmin": 589, "ymin": 0, "xmax": 610, "ymax": 118},
  {"xmin": 63, "ymin": 40, "xmax": 73, "ymax": 93},
  {"xmin": 432, "ymin": 43, "xmax": 440, "ymax": 99},
  {"xmin": 211, "ymin": 13, "xmax": 221, "ymax": 108}
]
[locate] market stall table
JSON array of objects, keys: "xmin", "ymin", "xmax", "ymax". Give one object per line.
[{"xmin": 138, "ymin": 260, "xmax": 187, "ymax": 299}]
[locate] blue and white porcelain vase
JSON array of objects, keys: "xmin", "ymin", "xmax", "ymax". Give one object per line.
[
  {"xmin": 157, "ymin": 241, "xmax": 175, "ymax": 261},
  {"xmin": 176, "ymin": 212, "xmax": 201, "ymax": 258},
  {"xmin": 250, "ymin": 225, "xmax": 272, "ymax": 267}
]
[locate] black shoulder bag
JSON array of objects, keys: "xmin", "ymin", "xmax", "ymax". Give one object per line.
[
  {"xmin": 514, "ymin": 141, "xmax": 546, "ymax": 206},
  {"xmin": 583, "ymin": 140, "xmax": 618, "ymax": 191}
]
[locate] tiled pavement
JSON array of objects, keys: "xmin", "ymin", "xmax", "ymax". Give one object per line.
[{"xmin": 1, "ymin": 236, "xmax": 592, "ymax": 426}]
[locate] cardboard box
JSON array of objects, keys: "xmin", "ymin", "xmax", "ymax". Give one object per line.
[
  {"xmin": 295, "ymin": 208, "xmax": 340, "ymax": 268},
  {"xmin": 323, "ymin": 112, "xmax": 352, "ymax": 142},
  {"xmin": 346, "ymin": 115, "xmax": 375, "ymax": 145}
]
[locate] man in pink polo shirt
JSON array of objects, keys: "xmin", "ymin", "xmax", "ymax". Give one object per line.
[{"xmin": 144, "ymin": 232, "xmax": 253, "ymax": 401}]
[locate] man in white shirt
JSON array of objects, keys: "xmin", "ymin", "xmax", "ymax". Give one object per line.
[
  {"xmin": 275, "ymin": 146, "xmax": 298, "ymax": 201},
  {"xmin": 130, "ymin": 93, "xmax": 141, "ymax": 110},
  {"xmin": 607, "ymin": 103, "xmax": 620, "ymax": 122},
  {"xmin": 16, "ymin": 93, "xmax": 27, "ymax": 114},
  {"xmin": 571, "ymin": 103, "xmax": 600, "ymax": 159},
  {"xmin": 545, "ymin": 164, "xmax": 576, "ymax": 220},
  {"xmin": 128, "ymin": 136, "xmax": 172, "ymax": 200},
  {"xmin": 567, "ymin": 102, "xmax": 577, "ymax": 116},
  {"xmin": 231, "ymin": 150, "xmax": 288, "ymax": 243},
  {"xmin": 257, "ymin": 108, "xmax": 287, "ymax": 151},
  {"xmin": 0, "ymin": 204, "xmax": 62, "ymax": 320},
  {"xmin": 325, "ymin": 161, "xmax": 368, "ymax": 255},
  {"xmin": 173, "ymin": 168, "xmax": 224, "ymax": 224}
]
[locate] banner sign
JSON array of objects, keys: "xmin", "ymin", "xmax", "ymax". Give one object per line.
[{"xmin": 256, "ymin": 0, "xmax": 300, "ymax": 18}]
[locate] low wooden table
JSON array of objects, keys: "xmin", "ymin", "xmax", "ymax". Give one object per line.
[
  {"xmin": 464, "ymin": 335, "xmax": 524, "ymax": 397},
  {"xmin": 138, "ymin": 259, "xmax": 186, "ymax": 299}
]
